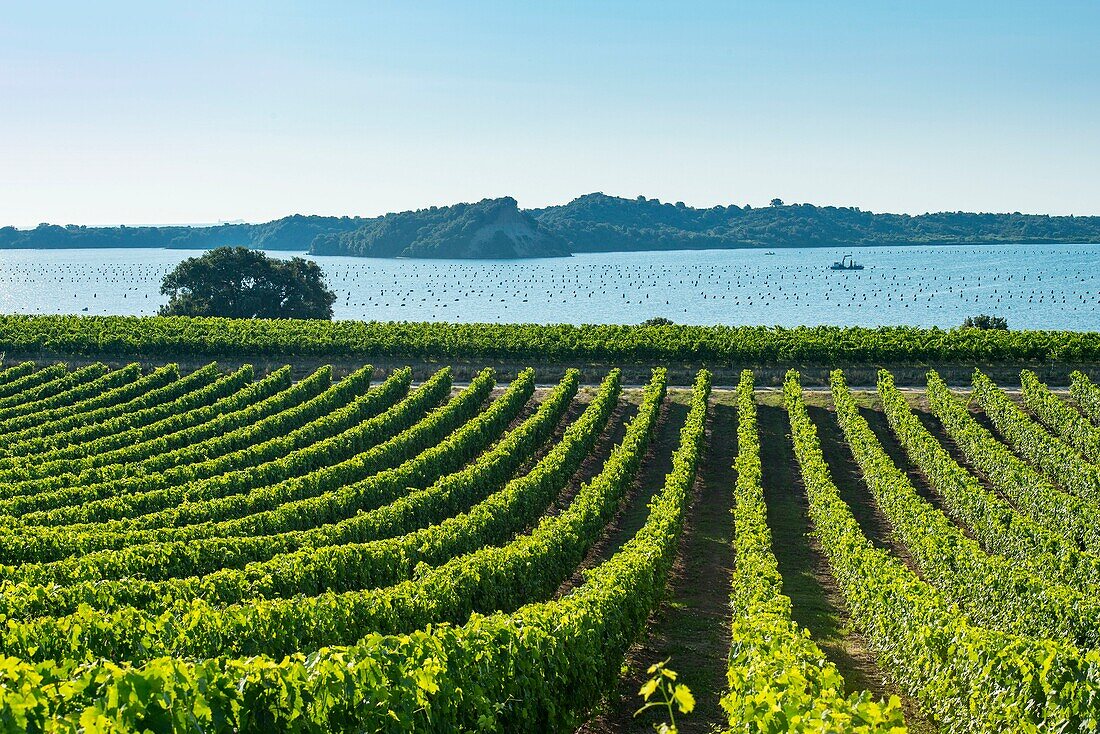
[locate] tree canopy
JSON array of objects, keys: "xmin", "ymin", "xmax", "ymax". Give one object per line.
[
  {"xmin": 159, "ymin": 247, "xmax": 335, "ymax": 319},
  {"xmin": 961, "ymin": 314, "xmax": 1009, "ymax": 330}
]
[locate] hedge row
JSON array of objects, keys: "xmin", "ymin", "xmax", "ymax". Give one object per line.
[{"xmin": 4, "ymin": 314, "xmax": 1100, "ymax": 363}]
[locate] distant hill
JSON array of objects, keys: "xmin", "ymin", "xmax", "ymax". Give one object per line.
[
  {"xmin": 0, "ymin": 216, "xmax": 362, "ymax": 252},
  {"xmin": 244, "ymin": 215, "xmax": 367, "ymax": 251},
  {"xmin": 531, "ymin": 193, "xmax": 1100, "ymax": 251},
  {"xmin": 311, "ymin": 197, "xmax": 570, "ymax": 258},
  {"xmin": 3, "ymin": 193, "xmax": 1100, "ymax": 258},
  {"xmin": 0, "ymin": 222, "xmax": 254, "ymax": 250}
]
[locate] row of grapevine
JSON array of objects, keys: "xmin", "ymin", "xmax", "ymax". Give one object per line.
[
  {"xmin": 0, "ymin": 363, "xmax": 176, "ymax": 435},
  {"xmin": 7, "ymin": 313, "xmax": 1100, "ymax": 362},
  {"xmin": 721, "ymin": 369, "xmax": 905, "ymax": 732},
  {"xmin": 925, "ymin": 370, "xmax": 1100, "ymax": 551},
  {"xmin": 0, "ymin": 366, "xmax": 702, "ymax": 732},
  {"xmin": 0, "ymin": 361, "xmax": 35, "ymax": 387},
  {"xmin": 786, "ymin": 370, "xmax": 1100, "ymax": 732},
  {"xmin": 832, "ymin": 371, "xmax": 1100, "ymax": 648},
  {"xmin": 5, "ymin": 369, "xmax": 544, "ymax": 588},
  {"xmin": 971, "ymin": 370, "xmax": 1100, "ymax": 501},
  {"xmin": 1071, "ymin": 370, "xmax": 1100, "ymax": 424},
  {"xmin": 0, "ymin": 363, "xmax": 111, "ymax": 415},
  {"xmin": 1020, "ymin": 369, "xmax": 1100, "ymax": 462},
  {"xmin": 878, "ymin": 370, "xmax": 1100, "ymax": 591},
  {"xmin": 0, "ymin": 365, "xmax": 298, "ymax": 477},
  {"xmin": 0, "ymin": 363, "xmax": 66, "ymax": 400},
  {"xmin": 0, "ymin": 363, "xmax": 261, "ymax": 458},
  {"xmin": 0, "ymin": 362, "xmax": 217, "ymax": 447},
  {"xmin": 0, "ymin": 368, "xmax": 561, "ymax": 616}
]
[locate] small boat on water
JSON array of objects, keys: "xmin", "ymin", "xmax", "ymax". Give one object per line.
[{"xmin": 830, "ymin": 254, "xmax": 864, "ymax": 270}]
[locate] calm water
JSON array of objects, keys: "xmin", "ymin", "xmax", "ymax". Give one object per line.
[{"xmin": 0, "ymin": 244, "xmax": 1098, "ymax": 330}]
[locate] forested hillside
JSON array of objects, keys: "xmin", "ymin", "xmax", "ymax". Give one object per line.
[
  {"xmin": 4, "ymin": 193, "xmax": 1099, "ymax": 257},
  {"xmin": 311, "ymin": 197, "xmax": 569, "ymax": 258},
  {"xmin": 532, "ymin": 193, "xmax": 1100, "ymax": 251},
  {"xmin": 0, "ymin": 217, "xmax": 364, "ymax": 252}
]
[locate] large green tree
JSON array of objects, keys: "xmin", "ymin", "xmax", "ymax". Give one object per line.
[{"xmin": 159, "ymin": 247, "xmax": 336, "ymax": 319}]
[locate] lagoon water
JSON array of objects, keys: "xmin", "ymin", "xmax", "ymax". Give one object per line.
[{"xmin": 0, "ymin": 244, "xmax": 1098, "ymax": 330}]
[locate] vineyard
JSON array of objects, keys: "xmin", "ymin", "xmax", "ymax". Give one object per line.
[
  {"xmin": 5, "ymin": 314, "xmax": 1100, "ymax": 364},
  {"xmin": 0, "ymin": 357, "xmax": 1098, "ymax": 732}
]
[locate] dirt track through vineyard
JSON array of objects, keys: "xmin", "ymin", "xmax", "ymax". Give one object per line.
[{"xmin": 580, "ymin": 390, "xmax": 737, "ymax": 733}]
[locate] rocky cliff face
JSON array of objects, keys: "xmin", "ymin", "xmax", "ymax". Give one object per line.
[{"xmin": 310, "ymin": 197, "xmax": 570, "ymax": 259}]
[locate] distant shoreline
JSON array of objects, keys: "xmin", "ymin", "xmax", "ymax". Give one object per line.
[
  {"xmin": 2, "ymin": 239, "xmax": 1099, "ymax": 259},
  {"xmin": 6, "ymin": 194, "xmax": 1100, "ymax": 258}
]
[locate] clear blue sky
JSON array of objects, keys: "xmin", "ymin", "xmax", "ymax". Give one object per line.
[{"xmin": 2, "ymin": 1, "xmax": 1098, "ymax": 227}]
